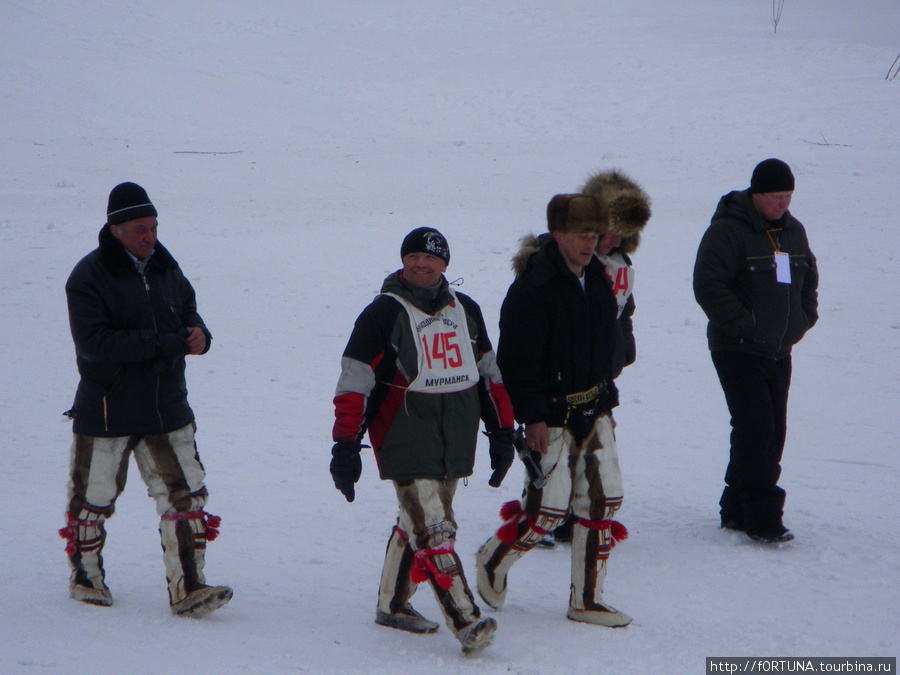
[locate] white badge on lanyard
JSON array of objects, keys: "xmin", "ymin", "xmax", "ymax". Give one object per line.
[{"xmin": 774, "ymin": 251, "xmax": 791, "ymax": 284}]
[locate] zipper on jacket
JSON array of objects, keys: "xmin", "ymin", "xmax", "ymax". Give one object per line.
[
  {"xmin": 141, "ymin": 270, "xmax": 166, "ymax": 432},
  {"xmin": 101, "ymin": 365, "xmax": 122, "ymax": 433}
]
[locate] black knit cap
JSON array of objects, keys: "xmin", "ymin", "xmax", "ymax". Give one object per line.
[
  {"xmin": 106, "ymin": 182, "xmax": 158, "ymax": 226},
  {"xmin": 400, "ymin": 227, "xmax": 450, "ymax": 264},
  {"xmin": 750, "ymin": 159, "xmax": 795, "ymax": 194}
]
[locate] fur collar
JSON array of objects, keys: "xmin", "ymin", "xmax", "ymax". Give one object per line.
[
  {"xmin": 510, "ymin": 233, "xmax": 546, "ymax": 276},
  {"xmin": 97, "ymin": 224, "xmax": 177, "ymax": 275},
  {"xmin": 510, "ymin": 234, "xmax": 605, "ymax": 287}
]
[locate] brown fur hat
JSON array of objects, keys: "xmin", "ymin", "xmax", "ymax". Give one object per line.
[
  {"xmin": 546, "ymin": 193, "xmax": 609, "ymax": 234},
  {"xmin": 580, "ymin": 169, "xmax": 651, "ymax": 255}
]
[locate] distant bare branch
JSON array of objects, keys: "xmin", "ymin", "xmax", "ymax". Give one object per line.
[
  {"xmin": 772, "ymin": 0, "xmax": 785, "ymax": 34},
  {"xmin": 801, "ymin": 133, "xmax": 850, "ymax": 148},
  {"xmin": 174, "ymin": 150, "xmax": 244, "ymax": 155},
  {"xmin": 886, "ymin": 53, "xmax": 900, "ymax": 81}
]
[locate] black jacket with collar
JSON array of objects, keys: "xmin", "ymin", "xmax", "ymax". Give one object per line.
[
  {"xmin": 65, "ymin": 225, "xmax": 211, "ymax": 437},
  {"xmin": 497, "ymin": 239, "xmax": 621, "ymax": 427},
  {"xmin": 693, "ymin": 189, "xmax": 818, "ymax": 360}
]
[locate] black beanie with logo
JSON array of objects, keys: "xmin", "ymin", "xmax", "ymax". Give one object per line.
[{"xmin": 400, "ymin": 227, "xmax": 450, "ymax": 264}]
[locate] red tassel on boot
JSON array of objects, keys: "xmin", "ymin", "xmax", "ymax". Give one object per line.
[
  {"xmin": 496, "ymin": 500, "xmax": 523, "ymax": 543},
  {"xmin": 499, "ymin": 500, "xmax": 522, "ymax": 522},
  {"xmin": 610, "ymin": 520, "xmax": 628, "ymax": 544},
  {"xmin": 203, "ymin": 512, "xmax": 222, "ymax": 541},
  {"xmin": 59, "ymin": 512, "xmax": 106, "ymax": 556},
  {"xmin": 576, "ymin": 518, "xmax": 628, "ymax": 548},
  {"xmin": 410, "ymin": 546, "xmax": 455, "ymax": 590},
  {"xmin": 162, "ymin": 510, "xmax": 222, "ymax": 541},
  {"xmin": 409, "ymin": 559, "xmax": 430, "ymax": 585},
  {"xmin": 497, "ymin": 521, "xmax": 519, "ymax": 544},
  {"xmin": 58, "ymin": 513, "xmax": 77, "ymax": 556}
]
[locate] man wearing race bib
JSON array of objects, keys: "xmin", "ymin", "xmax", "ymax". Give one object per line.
[{"xmin": 330, "ymin": 227, "xmax": 515, "ymax": 654}]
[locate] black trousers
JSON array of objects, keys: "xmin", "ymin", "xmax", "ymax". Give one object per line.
[{"xmin": 711, "ymin": 351, "xmax": 792, "ymax": 533}]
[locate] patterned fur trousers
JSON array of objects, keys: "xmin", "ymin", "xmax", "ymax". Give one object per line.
[
  {"xmin": 377, "ymin": 478, "xmax": 482, "ymax": 634},
  {"xmin": 61, "ymin": 423, "xmax": 219, "ymax": 605},
  {"xmin": 477, "ymin": 414, "xmax": 628, "ymax": 620}
]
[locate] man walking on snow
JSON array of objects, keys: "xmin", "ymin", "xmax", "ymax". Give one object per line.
[
  {"xmin": 476, "ymin": 193, "xmax": 632, "ymax": 627},
  {"xmin": 330, "ymin": 227, "xmax": 516, "ymax": 653},
  {"xmin": 693, "ymin": 158, "xmax": 818, "ymax": 544},
  {"xmin": 61, "ymin": 182, "xmax": 232, "ymax": 617}
]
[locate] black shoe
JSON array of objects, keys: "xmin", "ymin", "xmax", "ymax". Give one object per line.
[
  {"xmin": 720, "ymin": 518, "xmax": 744, "ymax": 532},
  {"xmin": 552, "ymin": 517, "xmax": 574, "ymax": 543},
  {"xmin": 536, "ymin": 534, "xmax": 556, "ymax": 549},
  {"xmin": 746, "ymin": 525, "xmax": 794, "ymax": 544}
]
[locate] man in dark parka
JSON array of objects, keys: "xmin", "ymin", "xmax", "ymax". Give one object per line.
[
  {"xmin": 61, "ymin": 182, "xmax": 232, "ymax": 617},
  {"xmin": 476, "ymin": 193, "xmax": 633, "ymax": 628},
  {"xmin": 693, "ymin": 159, "xmax": 818, "ymax": 544}
]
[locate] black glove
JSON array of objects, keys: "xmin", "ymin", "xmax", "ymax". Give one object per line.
[
  {"xmin": 330, "ymin": 440, "xmax": 362, "ymax": 502},
  {"xmin": 486, "ymin": 429, "xmax": 515, "ymax": 487}
]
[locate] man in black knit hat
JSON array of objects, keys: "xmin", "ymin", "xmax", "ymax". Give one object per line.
[
  {"xmin": 693, "ymin": 159, "xmax": 819, "ymax": 544},
  {"xmin": 61, "ymin": 182, "xmax": 232, "ymax": 617},
  {"xmin": 331, "ymin": 227, "xmax": 515, "ymax": 653}
]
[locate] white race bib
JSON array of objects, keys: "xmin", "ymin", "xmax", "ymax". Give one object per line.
[
  {"xmin": 385, "ymin": 291, "xmax": 481, "ymax": 394},
  {"xmin": 598, "ymin": 253, "xmax": 634, "ymax": 318}
]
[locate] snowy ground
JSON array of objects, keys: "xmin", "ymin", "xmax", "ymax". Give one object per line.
[{"xmin": 1, "ymin": 1, "xmax": 898, "ymax": 673}]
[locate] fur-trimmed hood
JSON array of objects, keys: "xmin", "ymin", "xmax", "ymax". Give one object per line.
[
  {"xmin": 510, "ymin": 232, "xmax": 547, "ymax": 276},
  {"xmin": 580, "ymin": 169, "xmax": 651, "ymax": 255}
]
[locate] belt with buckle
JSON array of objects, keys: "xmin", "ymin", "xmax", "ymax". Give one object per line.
[{"xmin": 565, "ymin": 381, "xmax": 606, "ymax": 407}]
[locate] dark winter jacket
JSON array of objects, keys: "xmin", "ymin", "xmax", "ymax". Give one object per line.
[
  {"xmin": 65, "ymin": 225, "xmax": 211, "ymax": 437},
  {"xmin": 497, "ymin": 238, "xmax": 621, "ymax": 427},
  {"xmin": 693, "ymin": 190, "xmax": 818, "ymax": 360},
  {"xmin": 519, "ymin": 234, "xmax": 635, "ymax": 377},
  {"xmin": 333, "ymin": 271, "xmax": 514, "ymax": 482}
]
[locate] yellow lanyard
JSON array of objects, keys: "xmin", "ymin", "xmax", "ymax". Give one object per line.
[{"xmin": 765, "ymin": 228, "xmax": 783, "ymax": 253}]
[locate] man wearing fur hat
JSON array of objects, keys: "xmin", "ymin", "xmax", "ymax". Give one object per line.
[
  {"xmin": 547, "ymin": 170, "xmax": 652, "ymax": 546},
  {"xmin": 585, "ymin": 170, "xmax": 652, "ymax": 369},
  {"xmin": 61, "ymin": 182, "xmax": 232, "ymax": 618},
  {"xmin": 693, "ymin": 158, "xmax": 818, "ymax": 544},
  {"xmin": 475, "ymin": 194, "xmax": 632, "ymax": 627},
  {"xmin": 331, "ymin": 227, "xmax": 516, "ymax": 653}
]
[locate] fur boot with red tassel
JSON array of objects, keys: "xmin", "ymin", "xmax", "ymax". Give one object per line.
[
  {"xmin": 475, "ymin": 500, "xmax": 567, "ymax": 610},
  {"xmin": 160, "ymin": 508, "xmax": 232, "ymax": 618},
  {"xmin": 567, "ymin": 514, "xmax": 631, "ymax": 627}
]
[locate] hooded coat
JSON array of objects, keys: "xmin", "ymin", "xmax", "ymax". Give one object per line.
[
  {"xmin": 693, "ymin": 189, "xmax": 818, "ymax": 359},
  {"xmin": 497, "ymin": 239, "xmax": 621, "ymax": 427},
  {"xmin": 65, "ymin": 225, "xmax": 211, "ymax": 437},
  {"xmin": 333, "ymin": 271, "xmax": 514, "ymax": 482},
  {"xmin": 580, "ymin": 169, "xmax": 652, "ymax": 368},
  {"xmin": 580, "ymin": 169, "xmax": 652, "ymax": 257}
]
